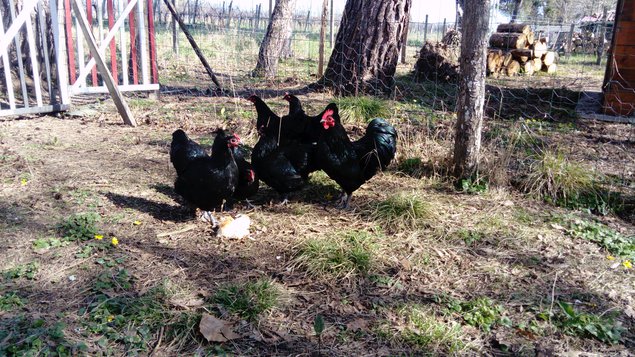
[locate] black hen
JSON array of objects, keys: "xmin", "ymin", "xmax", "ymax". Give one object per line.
[
  {"xmin": 231, "ymin": 145, "xmax": 260, "ymax": 204},
  {"xmin": 312, "ymin": 104, "xmax": 398, "ymax": 208},
  {"xmin": 247, "ymin": 95, "xmax": 280, "ymax": 135},
  {"xmin": 170, "ymin": 129, "xmax": 207, "ymax": 175},
  {"xmin": 173, "ymin": 130, "xmax": 240, "ymax": 223}
]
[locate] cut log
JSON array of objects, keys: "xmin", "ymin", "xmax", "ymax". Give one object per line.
[
  {"xmin": 487, "ymin": 49, "xmax": 504, "ymax": 75},
  {"xmin": 489, "ymin": 32, "xmax": 527, "ymax": 49},
  {"xmin": 506, "ymin": 60, "xmax": 521, "ymax": 76},
  {"xmin": 526, "ymin": 31, "xmax": 535, "ymax": 46},
  {"xmin": 532, "ymin": 58, "xmax": 542, "ymax": 72},
  {"xmin": 496, "ymin": 23, "xmax": 531, "ymax": 34},
  {"xmin": 542, "ymin": 63, "xmax": 557, "ymax": 74},
  {"xmin": 511, "ymin": 49, "xmax": 532, "ymax": 62},
  {"xmin": 523, "ymin": 61, "xmax": 534, "ymax": 75},
  {"xmin": 532, "ymin": 41, "xmax": 547, "ymax": 59},
  {"xmin": 542, "ymin": 51, "xmax": 556, "ymax": 66},
  {"xmin": 502, "ymin": 52, "xmax": 513, "ymax": 67}
]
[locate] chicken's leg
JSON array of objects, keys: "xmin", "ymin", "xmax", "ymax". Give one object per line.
[
  {"xmin": 199, "ymin": 210, "xmax": 219, "ymax": 227},
  {"xmin": 278, "ymin": 193, "xmax": 290, "ymax": 206},
  {"xmin": 335, "ymin": 191, "xmax": 348, "ymax": 208}
]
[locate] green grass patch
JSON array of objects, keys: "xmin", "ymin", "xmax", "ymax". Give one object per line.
[
  {"xmin": 212, "ymin": 279, "xmax": 279, "ymax": 321},
  {"xmin": 334, "ymin": 96, "xmax": 390, "ymax": 124},
  {"xmin": 539, "ymin": 301, "xmax": 625, "ymax": 345},
  {"xmin": 444, "ymin": 297, "xmax": 510, "ymax": 332},
  {"xmin": 0, "ymin": 317, "xmax": 80, "ymax": 356},
  {"xmin": 57, "ymin": 212, "xmax": 100, "ymax": 242},
  {"xmin": 397, "ymin": 157, "xmax": 425, "ymax": 178},
  {"xmin": 4, "ymin": 262, "xmax": 39, "ymax": 280},
  {"xmin": 568, "ymin": 219, "xmax": 635, "ymax": 260},
  {"xmin": 371, "ymin": 192, "xmax": 434, "ymax": 230},
  {"xmin": 295, "ymin": 230, "xmax": 378, "ymax": 279},
  {"xmin": 0, "ymin": 292, "xmax": 25, "ymax": 311}
]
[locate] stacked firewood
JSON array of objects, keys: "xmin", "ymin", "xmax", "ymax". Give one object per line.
[{"xmin": 487, "ymin": 23, "xmax": 558, "ymax": 77}]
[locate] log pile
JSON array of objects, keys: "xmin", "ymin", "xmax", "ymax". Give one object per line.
[
  {"xmin": 414, "ymin": 30, "xmax": 461, "ymax": 83},
  {"xmin": 487, "ymin": 23, "xmax": 558, "ymax": 77}
]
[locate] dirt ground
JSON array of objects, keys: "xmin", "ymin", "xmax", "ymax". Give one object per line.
[{"xmin": 0, "ymin": 92, "xmax": 634, "ymax": 356}]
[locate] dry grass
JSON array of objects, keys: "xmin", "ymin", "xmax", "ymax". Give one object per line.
[{"xmin": 0, "ymin": 92, "xmax": 633, "ymax": 356}]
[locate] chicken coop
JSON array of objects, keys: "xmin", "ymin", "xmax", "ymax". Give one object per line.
[{"xmin": 603, "ymin": 0, "xmax": 635, "ymax": 116}]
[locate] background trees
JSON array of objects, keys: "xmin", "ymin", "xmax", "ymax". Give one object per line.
[{"xmin": 252, "ymin": 0, "xmax": 296, "ymax": 78}]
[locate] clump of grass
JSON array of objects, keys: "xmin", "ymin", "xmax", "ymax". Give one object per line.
[
  {"xmin": 522, "ymin": 150, "xmax": 599, "ymax": 208},
  {"xmin": 212, "ymin": 279, "xmax": 279, "ymax": 320},
  {"xmin": 295, "ymin": 230, "xmax": 377, "ymax": 279},
  {"xmin": 399, "ymin": 305, "xmax": 468, "ymax": 354},
  {"xmin": 371, "ymin": 192, "xmax": 434, "ymax": 230},
  {"xmin": 0, "ymin": 292, "xmax": 25, "ymax": 311},
  {"xmin": 397, "ymin": 157, "xmax": 425, "ymax": 178},
  {"xmin": 334, "ymin": 96, "xmax": 390, "ymax": 124},
  {"xmin": 58, "ymin": 212, "xmax": 100, "ymax": 241}
]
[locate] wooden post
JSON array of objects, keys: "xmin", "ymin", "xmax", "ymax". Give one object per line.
[
  {"xmin": 442, "ymin": 17, "xmax": 446, "ymax": 37},
  {"xmin": 424, "ymin": 14, "xmax": 428, "ymax": 43},
  {"xmin": 8, "ymin": 0, "xmax": 31, "ymax": 106},
  {"xmin": 71, "ymin": 0, "xmax": 136, "ymax": 126},
  {"xmin": 329, "ymin": 0, "xmax": 333, "ymax": 47},
  {"xmin": 596, "ymin": 6, "xmax": 607, "ymax": 65},
  {"xmin": 0, "ymin": 16, "xmax": 16, "ymax": 109},
  {"xmin": 163, "ymin": 0, "xmax": 222, "ymax": 90},
  {"xmin": 565, "ymin": 23, "xmax": 574, "ymax": 56},
  {"xmin": 254, "ymin": 4, "xmax": 260, "ymax": 32},
  {"xmin": 107, "ymin": 0, "xmax": 118, "ymax": 82},
  {"xmin": 148, "ymin": 0, "xmax": 158, "ymax": 83},
  {"xmin": 304, "ymin": 10, "xmax": 310, "ymax": 32},
  {"xmin": 318, "ymin": 0, "xmax": 327, "ymax": 76},
  {"xmin": 86, "ymin": 0, "xmax": 98, "ymax": 86},
  {"xmin": 269, "ymin": 0, "xmax": 272, "ymax": 20},
  {"xmin": 226, "ymin": 0, "xmax": 233, "ymax": 29},
  {"xmin": 400, "ymin": 14, "xmax": 409, "ymax": 64},
  {"xmin": 130, "ymin": 3, "xmax": 139, "ymax": 84},
  {"xmin": 171, "ymin": 0, "xmax": 179, "ymax": 55}
]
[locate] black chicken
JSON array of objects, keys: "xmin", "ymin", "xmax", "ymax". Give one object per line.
[
  {"xmin": 173, "ymin": 130, "xmax": 240, "ymax": 224},
  {"xmin": 313, "ymin": 104, "xmax": 398, "ymax": 208},
  {"xmin": 231, "ymin": 145, "xmax": 260, "ymax": 207},
  {"xmin": 170, "ymin": 129, "xmax": 207, "ymax": 175},
  {"xmin": 247, "ymin": 95, "xmax": 280, "ymax": 135}
]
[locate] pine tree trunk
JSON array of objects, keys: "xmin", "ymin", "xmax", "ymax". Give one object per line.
[
  {"xmin": 252, "ymin": 0, "xmax": 295, "ymax": 78},
  {"xmin": 453, "ymin": 0, "xmax": 490, "ymax": 182},
  {"xmin": 318, "ymin": 0, "xmax": 411, "ymax": 95}
]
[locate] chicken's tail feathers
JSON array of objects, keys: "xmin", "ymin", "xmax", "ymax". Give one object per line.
[{"xmin": 365, "ymin": 118, "xmax": 398, "ymax": 170}]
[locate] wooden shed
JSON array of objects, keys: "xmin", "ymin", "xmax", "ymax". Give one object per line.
[{"xmin": 603, "ymin": 0, "xmax": 635, "ymax": 116}]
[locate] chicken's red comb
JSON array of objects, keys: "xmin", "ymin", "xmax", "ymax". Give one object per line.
[
  {"xmin": 233, "ymin": 133, "xmax": 241, "ymax": 141},
  {"xmin": 323, "ymin": 109, "xmax": 334, "ymax": 118}
]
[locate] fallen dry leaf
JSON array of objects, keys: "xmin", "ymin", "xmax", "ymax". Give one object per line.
[
  {"xmin": 346, "ymin": 318, "xmax": 369, "ymax": 331},
  {"xmin": 170, "ymin": 296, "xmax": 205, "ymax": 309},
  {"xmin": 199, "ymin": 313, "xmax": 241, "ymax": 342}
]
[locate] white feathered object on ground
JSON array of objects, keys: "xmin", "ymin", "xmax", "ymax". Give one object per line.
[{"xmin": 217, "ymin": 214, "xmax": 251, "ymax": 239}]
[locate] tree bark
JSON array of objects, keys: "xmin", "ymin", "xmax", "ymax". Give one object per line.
[
  {"xmin": 252, "ymin": 0, "xmax": 296, "ymax": 78},
  {"xmin": 317, "ymin": 0, "xmax": 411, "ymax": 95},
  {"xmin": 453, "ymin": 0, "xmax": 490, "ymax": 182}
]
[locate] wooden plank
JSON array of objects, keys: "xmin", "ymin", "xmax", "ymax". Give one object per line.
[
  {"xmin": 107, "ymin": 0, "xmax": 118, "ymax": 82},
  {"xmin": 0, "ymin": 15, "xmax": 17, "ymax": 109},
  {"xmin": 73, "ymin": 83, "xmax": 158, "ymax": 93},
  {"xmin": 7, "ymin": 0, "xmax": 30, "ymax": 108},
  {"xmin": 119, "ymin": 0, "xmax": 129, "ymax": 85},
  {"xmin": 50, "ymin": 0, "xmax": 70, "ymax": 104},
  {"xmin": 72, "ymin": 0, "xmax": 136, "ymax": 126},
  {"xmin": 136, "ymin": 0, "xmax": 149, "ymax": 84},
  {"xmin": 75, "ymin": 16, "xmax": 85, "ymax": 87},
  {"xmin": 147, "ymin": 0, "xmax": 158, "ymax": 83},
  {"xmin": 71, "ymin": 0, "xmax": 138, "ymax": 91},
  {"xmin": 129, "ymin": 2, "xmax": 139, "ymax": 84},
  {"xmin": 25, "ymin": 12, "xmax": 44, "ymax": 106},
  {"xmin": 63, "ymin": 0, "xmax": 76, "ymax": 83},
  {"xmin": 86, "ymin": 0, "xmax": 98, "ymax": 86},
  {"xmin": 37, "ymin": 2, "xmax": 53, "ymax": 96},
  {"xmin": 0, "ymin": 103, "xmax": 69, "ymax": 116}
]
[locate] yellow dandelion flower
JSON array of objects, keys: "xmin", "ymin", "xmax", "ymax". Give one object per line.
[
  {"xmin": 20, "ymin": 178, "xmax": 27, "ymax": 186},
  {"xmin": 606, "ymin": 255, "xmax": 615, "ymax": 261},
  {"xmin": 111, "ymin": 237, "xmax": 119, "ymax": 246},
  {"xmin": 133, "ymin": 220, "xmax": 141, "ymax": 226},
  {"xmin": 94, "ymin": 234, "xmax": 104, "ymax": 240},
  {"xmin": 107, "ymin": 315, "xmax": 115, "ymax": 322},
  {"xmin": 623, "ymin": 260, "xmax": 632, "ymax": 269}
]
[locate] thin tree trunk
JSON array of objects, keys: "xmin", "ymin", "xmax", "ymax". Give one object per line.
[
  {"xmin": 510, "ymin": 0, "xmax": 522, "ymax": 23},
  {"xmin": 453, "ymin": 0, "xmax": 490, "ymax": 182},
  {"xmin": 318, "ymin": 0, "xmax": 411, "ymax": 95},
  {"xmin": 252, "ymin": 0, "xmax": 295, "ymax": 78},
  {"xmin": 318, "ymin": 0, "xmax": 327, "ymax": 76}
]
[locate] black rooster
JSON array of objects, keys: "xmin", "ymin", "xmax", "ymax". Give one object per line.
[
  {"xmin": 313, "ymin": 104, "xmax": 398, "ymax": 208},
  {"xmin": 173, "ymin": 130, "xmax": 240, "ymax": 224},
  {"xmin": 170, "ymin": 129, "xmax": 207, "ymax": 175},
  {"xmin": 247, "ymin": 95, "xmax": 279, "ymax": 135}
]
